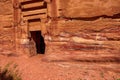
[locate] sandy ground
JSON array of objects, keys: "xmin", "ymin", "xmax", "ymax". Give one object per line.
[{"xmin": 0, "ymin": 54, "xmax": 120, "ymax": 80}]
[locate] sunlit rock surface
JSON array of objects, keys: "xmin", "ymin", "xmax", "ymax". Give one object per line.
[
  {"xmin": 0, "ymin": 0, "xmax": 120, "ymax": 61},
  {"xmin": 60, "ymin": 0, "xmax": 120, "ymax": 17}
]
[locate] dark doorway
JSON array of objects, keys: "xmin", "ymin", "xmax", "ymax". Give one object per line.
[{"xmin": 30, "ymin": 31, "xmax": 45, "ymax": 54}]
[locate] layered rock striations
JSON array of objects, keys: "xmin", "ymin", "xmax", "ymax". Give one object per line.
[
  {"xmin": 0, "ymin": 0, "xmax": 120, "ymax": 60},
  {"xmin": 45, "ymin": 0, "xmax": 120, "ymax": 61},
  {"xmin": 0, "ymin": 0, "xmax": 15, "ymax": 55}
]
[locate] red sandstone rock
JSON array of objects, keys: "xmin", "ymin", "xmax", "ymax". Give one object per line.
[
  {"xmin": 0, "ymin": 0, "xmax": 120, "ymax": 65},
  {"xmin": 60, "ymin": 0, "xmax": 120, "ymax": 18},
  {"xmin": 0, "ymin": 0, "xmax": 120, "ymax": 80}
]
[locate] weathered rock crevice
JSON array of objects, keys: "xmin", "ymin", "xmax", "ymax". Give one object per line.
[{"xmin": 62, "ymin": 13, "xmax": 120, "ymax": 21}]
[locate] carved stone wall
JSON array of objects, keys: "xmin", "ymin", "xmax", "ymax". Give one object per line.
[
  {"xmin": 0, "ymin": 0, "xmax": 120, "ymax": 60},
  {"xmin": 0, "ymin": 0, "xmax": 15, "ymax": 55}
]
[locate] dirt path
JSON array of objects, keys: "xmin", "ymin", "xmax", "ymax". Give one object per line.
[{"xmin": 0, "ymin": 55, "xmax": 120, "ymax": 80}]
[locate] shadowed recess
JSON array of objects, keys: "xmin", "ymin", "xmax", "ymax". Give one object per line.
[{"xmin": 30, "ymin": 31, "xmax": 45, "ymax": 54}]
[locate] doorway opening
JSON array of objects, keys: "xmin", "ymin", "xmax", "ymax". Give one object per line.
[{"xmin": 30, "ymin": 31, "xmax": 45, "ymax": 54}]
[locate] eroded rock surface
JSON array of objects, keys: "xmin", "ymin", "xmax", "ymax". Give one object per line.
[
  {"xmin": 60, "ymin": 0, "xmax": 120, "ymax": 17},
  {"xmin": 0, "ymin": 0, "xmax": 120, "ymax": 61},
  {"xmin": 0, "ymin": 0, "xmax": 14, "ymax": 55}
]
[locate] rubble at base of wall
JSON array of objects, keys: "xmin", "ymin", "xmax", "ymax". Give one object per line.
[{"xmin": 19, "ymin": 38, "xmax": 36, "ymax": 57}]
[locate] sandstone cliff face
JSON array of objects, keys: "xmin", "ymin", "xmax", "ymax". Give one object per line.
[
  {"xmin": 60, "ymin": 0, "xmax": 120, "ymax": 17},
  {"xmin": 0, "ymin": 0, "xmax": 120, "ymax": 60},
  {"xmin": 0, "ymin": 0, "xmax": 14, "ymax": 55},
  {"xmin": 0, "ymin": 0, "xmax": 13, "ymax": 26},
  {"xmin": 0, "ymin": 0, "xmax": 13, "ymax": 15},
  {"xmin": 45, "ymin": 0, "xmax": 120, "ymax": 61},
  {"xmin": 47, "ymin": 19, "xmax": 120, "ymax": 54}
]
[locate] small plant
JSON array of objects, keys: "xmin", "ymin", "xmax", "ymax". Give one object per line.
[{"xmin": 0, "ymin": 63, "xmax": 22, "ymax": 80}]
